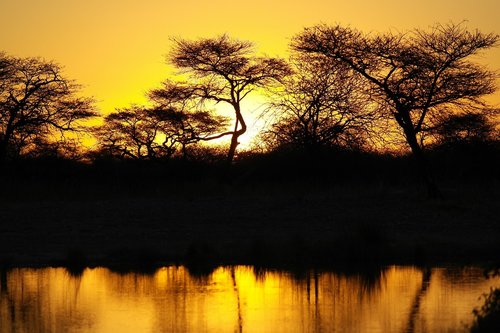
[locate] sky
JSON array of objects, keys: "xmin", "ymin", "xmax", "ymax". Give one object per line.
[{"xmin": 1, "ymin": 0, "xmax": 499, "ymax": 145}]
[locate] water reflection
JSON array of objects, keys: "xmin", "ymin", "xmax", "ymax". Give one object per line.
[{"xmin": 0, "ymin": 266, "xmax": 498, "ymax": 333}]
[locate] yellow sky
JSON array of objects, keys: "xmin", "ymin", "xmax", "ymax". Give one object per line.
[{"xmin": 1, "ymin": 0, "xmax": 499, "ymax": 115}]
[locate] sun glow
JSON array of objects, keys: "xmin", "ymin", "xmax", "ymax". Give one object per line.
[{"xmin": 1, "ymin": 0, "xmax": 499, "ymax": 148}]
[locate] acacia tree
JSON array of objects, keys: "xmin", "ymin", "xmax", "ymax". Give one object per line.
[
  {"xmin": 170, "ymin": 35, "xmax": 291, "ymax": 163},
  {"xmin": 95, "ymin": 83, "xmax": 228, "ymax": 160},
  {"xmin": 149, "ymin": 80, "xmax": 229, "ymax": 158},
  {"xmin": 264, "ymin": 53, "xmax": 378, "ymax": 150},
  {"xmin": 95, "ymin": 106, "xmax": 162, "ymax": 159},
  {"xmin": 0, "ymin": 53, "xmax": 96, "ymax": 163},
  {"xmin": 292, "ymin": 23, "xmax": 498, "ymax": 196}
]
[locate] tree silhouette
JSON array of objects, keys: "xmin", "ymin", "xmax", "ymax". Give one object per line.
[
  {"xmin": 427, "ymin": 111, "xmax": 498, "ymax": 146},
  {"xmin": 292, "ymin": 23, "xmax": 498, "ymax": 197},
  {"xmin": 471, "ymin": 268, "xmax": 500, "ymax": 333},
  {"xmin": 149, "ymin": 80, "xmax": 230, "ymax": 158},
  {"xmin": 95, "ymin": 106, "xmax": 163, "ymax": 160},
  {"xmin": 95, "ymin": 82, "xmax": 228, "ymax": 160},
  {"xmin": 169, "ymin": 35, "xmax": 291, "ymax": 163},
  {"xmin": 0, "ymin": 53, "xmax": 96, "ymax": 163},
  {"xmin": 264, "ymin": 53, "xmax": 378, "ymax": 151}
]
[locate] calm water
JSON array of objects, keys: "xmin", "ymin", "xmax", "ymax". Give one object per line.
[{"xmin": 0, "ymin": 266, "xmax": 498, "ymax": 333}]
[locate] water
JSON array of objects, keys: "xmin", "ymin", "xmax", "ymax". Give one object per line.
[{"xmin": 0, "ymin": 266, "xmax": 498, "ymax": 333}]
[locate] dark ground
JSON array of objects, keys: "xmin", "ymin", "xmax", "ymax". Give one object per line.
[
  {"xmin": 1, "ymin": 179, "xmax": 499, "ymax": 271},
  {"xmin": 1, "ymin": 144, "xmax": 499, "ymax": 272}
]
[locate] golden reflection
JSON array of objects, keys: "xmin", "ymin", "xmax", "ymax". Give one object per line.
[{"xmin": 0, "ymin": 266, "xmax": 498, "ymax": 333}]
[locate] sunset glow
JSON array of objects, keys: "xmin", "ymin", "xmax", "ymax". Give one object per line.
[
  {"xmin": 2, "ymin": 1, "xmax": 499, "ymax": 150},
  {"xmin": 2, "ymin": 0, "xmax": 499, "ymax": 116},
  {"xmin": 2, "ymin": 267, "xmax": 499, "ymax": 332}
]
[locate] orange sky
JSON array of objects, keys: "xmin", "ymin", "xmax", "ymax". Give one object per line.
[{"xmin": 1, "ymin": 0, "xmax": 499, "ymax": 128}]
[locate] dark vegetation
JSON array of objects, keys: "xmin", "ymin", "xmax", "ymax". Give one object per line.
[
  {"xmin": 0, "ymin": 140, "xmax": 499, "ymax": 271},
  {"xmin": 0, "ymin": 23, "xmax": 499, "ymax": 276},
  {"xmin": 471, "ymin": 267, "xmax": 500, "ymax": 333}
]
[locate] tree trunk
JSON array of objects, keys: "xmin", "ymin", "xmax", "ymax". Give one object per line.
[
  {"xmin": 406, "ymin": 268, "xmax": 432, "ymax": 333},
  {"xmin": 181, "ymin": 143, "xmax": 187, "ymax": 160},
  {"xmin": 0, "ymin": 138, "xmax": 8, "ymax": 168},
  {"xmin": 226, "ymin": 105, "xmax": 247, "ymax": 165},
  {"xmin": 402, "ymin": 124, "xmax": 442, "ymax": 199},
  {"xmin": 227, "ymin": 132, "xmax": 240, "ymax": 164}
]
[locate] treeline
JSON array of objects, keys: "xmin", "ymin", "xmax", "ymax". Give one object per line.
[{"xmin": 1, "ymin": 23, "xmax": 499, "ymax": 196}]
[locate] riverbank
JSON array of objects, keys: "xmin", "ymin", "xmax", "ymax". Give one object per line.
[{"xmin": 1, "ymin": 181, "xmax": 498, "ymax": 272}]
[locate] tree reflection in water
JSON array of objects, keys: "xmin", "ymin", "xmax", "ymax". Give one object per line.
[{"xmin": 0, "ymin": 266, "xmax": 498, "ymax": 333}]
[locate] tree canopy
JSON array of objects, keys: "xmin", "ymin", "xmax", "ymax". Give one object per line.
[
  {"xmin": 292, "ymin": 23, "xmax": 499, "ymax": 196},
  {"xmin": 169, "ymin": 35, "xmax": 291, "ymax": 163},
  {"xmin": 264, "ymin": 53, "xmax": 379, "ymax": 150},
  {"xmin": 0, "ymin": 53, "xmax": 96, "ymax": 162},
  {"xmin": 95, "ymin": 81, "xmax": 228, "ymax": 160}
]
